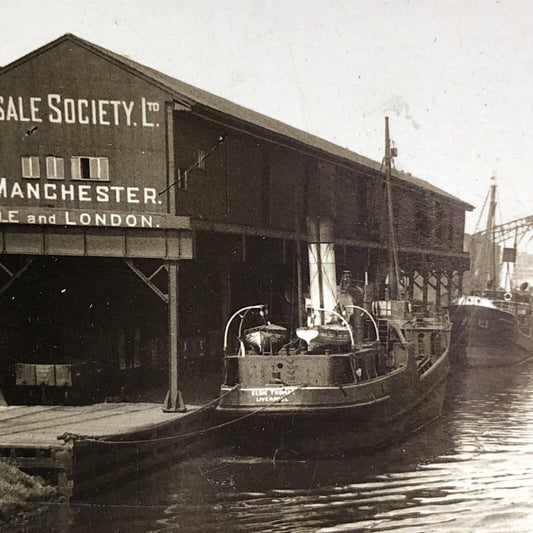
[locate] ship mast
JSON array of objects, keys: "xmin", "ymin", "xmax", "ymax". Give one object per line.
[
  {"xmin": 383, "ymin": 117, "xmax": 401, "ymax": 299},
  {"xmin": 482, "ymin": 177, "xmax": 498, "ymax": 291}
]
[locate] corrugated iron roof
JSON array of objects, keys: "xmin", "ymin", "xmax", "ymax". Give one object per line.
[{"xmin": 1, "ymin": 33, "xmax": 473, "ymax": 209}]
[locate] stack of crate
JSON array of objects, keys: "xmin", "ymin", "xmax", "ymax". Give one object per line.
[{"xmin": 14, "ymin": 361, "xmax": 110, "ymax": 404}]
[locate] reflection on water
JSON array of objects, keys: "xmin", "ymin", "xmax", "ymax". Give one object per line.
[{"xmin": 9, "ymin": 361, "xmax": 533, "ymax": 532}]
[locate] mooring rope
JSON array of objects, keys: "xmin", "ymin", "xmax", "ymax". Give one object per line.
[{"xmin": 57, "ymin": 384, "xmax": 305, "ymax": 446}]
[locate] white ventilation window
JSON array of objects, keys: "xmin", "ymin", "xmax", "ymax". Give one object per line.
[
  {"xmin": 177, "ymin": 168, "xmax": 188, "ymax": 190},
  {"xmin": 21, "ymin": 156, "xmax": 40, "ymax": 178},
  {"xmin": 71, "ymin": 156, "xmax": 109, "ymax": 180},
  {"xmin": 195, "ymin": 148, "xmax": 205, "ymax": 171},
  {"xmin": 46, "ymin": 156, "xmax": 65, "ymax": 180}
]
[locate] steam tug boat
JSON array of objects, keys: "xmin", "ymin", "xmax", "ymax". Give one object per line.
[
  {"xmin": 449, "ymin": 179, "xmax": 533, "ymax": 366},
  {"xmin": 217, "ymin": 296, "xmax": 451, "ymax": 456},
  {"xmin": 216, "ymin": 119, "xmax": 451, "ymax": 456}
]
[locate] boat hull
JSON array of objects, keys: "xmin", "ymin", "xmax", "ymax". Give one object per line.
[
  {"xmin": 217, "ymin": 352, "xmax": 449, "ymax": 457},
  {"xmin": 449, "ymin": 303, "xmax": 533, "ymax": 367}
]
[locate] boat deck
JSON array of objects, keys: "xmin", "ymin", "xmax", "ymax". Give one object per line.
[{"xmin": 0, "ymin": 401, "xmax": 219, "ymax": 499}]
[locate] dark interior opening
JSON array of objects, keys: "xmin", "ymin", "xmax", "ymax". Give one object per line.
[{"xmin": 0, "ymin": 256, "xmax": 169, "ymax": 405}]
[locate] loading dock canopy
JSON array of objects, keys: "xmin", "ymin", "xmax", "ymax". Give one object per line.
[{"xmin": 0, "ymin": 221, "xmax": 193, "ymax": 260}]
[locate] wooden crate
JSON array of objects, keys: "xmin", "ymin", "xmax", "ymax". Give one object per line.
[
  {"xmin": 14, "ymin": 361, "xmax": 111, "ymax": 404},
  {"xmin": 55, "ymin": 364, "xmax": 73, "ymax": 387},
  {"xmin": 15, "ymin": 363, "xmax": 36, "ymax": 386},
  {"xmin": 35, "ymin": 364, "xmax": 56, "ymax": 386}
]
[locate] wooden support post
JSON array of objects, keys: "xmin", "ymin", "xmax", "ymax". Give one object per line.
[
  {"xmin": 164, "ymin": 260, "xmax": 186, "ymax": 412},
  {"xmin": 164, "ymin": 103, "xmax": 184, "ymax": 412},
  {"xmin": 447, "ymin": 271, "xmax": 454, "ymax": 306},
  {"xmin": 296, "ymin": 238, "xmax": 304, "ymax": 327},
  {"xmin": 166, "ymin": 102, "xmax": 176, "ymax": 215},
  {"xmin": 422, "ymin": 270, "xmax": 429, "ymax": 310},
  {"xmin": 294, "ymin": 181, "xmax": 305, "ymax": 327},
  {"xmin": 407, "ymin": 271, "xmax": 414, "ymax": 300},
  {"xmin": 220, "ymin": 262, "xmax": 231, "ymax": 327},
  {"xmin": 241, "ymin": 234, "xmax": 246, "ymax": 262},
  {"xmin": 435, "ymin": 271, "xmax": 441, "ymax": 310},
  {"xmin": 412, "ymin": 271, "xmax": 424, "ymax": 292}
]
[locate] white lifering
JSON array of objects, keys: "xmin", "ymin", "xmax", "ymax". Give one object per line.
[{"xmin": 504, "ymin": 292, "xmax": 512, "ymax": 301}]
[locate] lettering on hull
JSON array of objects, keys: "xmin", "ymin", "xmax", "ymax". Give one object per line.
[{"xmin": 249, "ymin": 387, "xmax": 298, "ymax": 403}]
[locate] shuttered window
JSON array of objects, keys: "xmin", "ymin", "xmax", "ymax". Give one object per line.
[
  {"xmin": 195, "ymin": 148, "xmax": 205, "ymax": 171},
  {"xmin": 46, "ymin": 156, "xmax": 65, "ymax": 179},
  {"xmin": 21, "ymin": 156, "xmax": 40, "ymax": 178},
  {"xmin": 71, "ymin": 156, "xmax": 109, "ymax": 180}
]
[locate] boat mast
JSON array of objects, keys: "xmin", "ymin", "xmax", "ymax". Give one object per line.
[
  {"xmin": 294, "ymin": 180, "xmax": 305, "ymax": 327},
  {"xmin": 384, "ymin": 117, "xmax": 401, "ymax": 299},
  {"xmin": 483, "ymin": 177, "xmax": 498, "ymax": 291}
]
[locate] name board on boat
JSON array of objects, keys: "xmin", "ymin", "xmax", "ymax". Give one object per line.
[{"xmin": 249, "ymin": 387, "xmax": 298, "ymax": 403}]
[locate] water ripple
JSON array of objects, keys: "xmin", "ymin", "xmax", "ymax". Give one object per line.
[{"xmin": 12, "ymin": 363, "xmax": 533, "ymax": 532}]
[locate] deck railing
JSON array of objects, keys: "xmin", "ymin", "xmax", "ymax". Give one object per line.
[{"xmin": 492, "ymin": 299, "xmax": 530, "ymax": 316}]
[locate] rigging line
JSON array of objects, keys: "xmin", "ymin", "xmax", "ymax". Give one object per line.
[
  {"xmin": 473, "ymin": 187, "xmax": 490, "ymax": 236},
  {"xmin": 383, "ymin": 118, "xmax": 401, "ymax": 296},
  {"xmin": 158, "ymin": 134, "xmax": 227, "ymax": 195},
  {"xmin": 321, "ymin": 268, "xmax": 339, "ymax": 301},
  {"xmin": 523, "ymin": 233, "xmax": 533, "ymax": 251},
  {"xmin": 286, "ymin": 40, "xmax": 310, "ymax": 133},
  {"xmin": 57, "ymin": 385, "xmax": 305, "ymax": 446}
]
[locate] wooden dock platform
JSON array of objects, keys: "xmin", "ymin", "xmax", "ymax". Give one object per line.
[{"xmin": 0, "ymin": 401, "xmax": 220, "ymax": 499}]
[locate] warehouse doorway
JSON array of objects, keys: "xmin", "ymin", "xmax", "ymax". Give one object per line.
[{"xmin": 0, "ymin": 255, "xmax": 169, "ymax": 405}]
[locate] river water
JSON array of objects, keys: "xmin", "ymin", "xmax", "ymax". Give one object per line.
[{"xmin": 9, "ymin": 361, "xmax": 533, "ymax": 532}]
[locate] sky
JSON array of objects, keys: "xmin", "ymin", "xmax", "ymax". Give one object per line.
[{"xmin": 1, "ymin": 0, "xmax": 532, "ymax": 235}]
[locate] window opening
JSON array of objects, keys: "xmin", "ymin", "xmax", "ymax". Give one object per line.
[
  {"xmin": 21, "ymin": 156, "xmax": 40, "ymax": 178},
  {"xmin": 177, "ymin": 168, "xmax": 188, "ymax": 190},
  {"xmin": 195, "ymin": 149, "xmax": 205, "ymax": 171},
  {"xmin": 80, "ymin": 158, "xmax": 91, "ymax": 179},
  {"xmin": 71, "ymin": 156, "xmax": 109, "ymax": 180},
  {"xmin": 46, "ymin": 156, "xmax": 65, "ymax": 179}
]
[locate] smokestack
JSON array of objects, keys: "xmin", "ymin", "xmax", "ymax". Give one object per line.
[{"xmin": 307, "ymin": 216, "xmax": 337, "ymax": 324}]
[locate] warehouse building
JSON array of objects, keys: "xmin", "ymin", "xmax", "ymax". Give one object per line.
[{"xmin": 0, "ymin": 34, "xmax": 471, "ymax": 409}]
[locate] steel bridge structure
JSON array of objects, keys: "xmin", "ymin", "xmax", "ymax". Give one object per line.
[{"xmin": 474, "ymin": 214, "xmax": 533, "ymax": 246}]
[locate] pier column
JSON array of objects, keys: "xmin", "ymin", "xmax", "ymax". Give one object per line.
[
  {"xmin": 422, "ymin": 270, "xmax": 429, "ymax": 310},
  {"xmin": 164, "ymin": 260, "xmax": 186, "ymax": 412},
  {"xmin": 435, "ymin": 270, "xmax": 442, "ymax": 309},
  {"xmin": 294, "ymin": 180, "xmax": 305, "ymax": 327},
  {"xmin": 447, "ymin": 270, "xmax": 454, "ymax": 306},
  {"xmin": 407, "ymin": 271, "xmax": 414, "ymax": 300},
  {"xmin": 220, "ymin": 261, "xmax": 231, "ymax": 327}
]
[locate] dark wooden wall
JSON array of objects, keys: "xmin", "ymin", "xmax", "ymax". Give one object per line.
[
  {"xmin": 0, "ymin": 41, "xmax": 171, "ymax": 215},
  {"xmin": 171, "ymin": 109, "xmax": 466, "ymax": 254}
]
